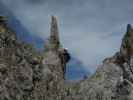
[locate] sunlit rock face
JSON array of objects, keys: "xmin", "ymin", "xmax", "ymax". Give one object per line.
[{"xmin": 1, "ymin": 15, "xmax": 133, "ymax": 100}]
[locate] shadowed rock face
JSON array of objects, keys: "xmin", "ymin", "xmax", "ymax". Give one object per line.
[{"xmin": 0, "ymin": 15, "xmax": 133, "ymax": 100}]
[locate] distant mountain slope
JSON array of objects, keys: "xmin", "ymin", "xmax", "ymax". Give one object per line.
[
  {"xmin": 66, "ymin": 57, "xmax": 90, "ymax": 80},
  {"xmin": 0, "ymin": 1, "xmax": 44, "ymax": 50},
  {"xmin": 8, "ymin": 17, "xmax": 44, "ymax": 50}
]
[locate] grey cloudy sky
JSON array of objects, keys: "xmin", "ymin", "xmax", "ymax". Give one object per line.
[{"xmin": 1, "ymin": 0, "xmax": 133, "ymax": 72}]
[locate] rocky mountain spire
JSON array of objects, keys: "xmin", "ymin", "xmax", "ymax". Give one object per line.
[
  {"xmin": 127, "ymin": 24, "xmax": 133, "ymax": 35},
  {"xmin": 49, "ymin": 16, "xmax": 60, "ymax": 50},
  {"xmin": 45, "ymin": 16, "xmax": 60, "ymax": 51},
  {"xmin": 120, "ymin": 24, "xmax": 133, "ymax": 62},
  {"xmin": 50, "ymin": 16, "xmax": 60, "ymax": 45}
]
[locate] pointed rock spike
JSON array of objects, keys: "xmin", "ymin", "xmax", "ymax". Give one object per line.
[
  {"xmin": 48, "ymin": 15, "xmax": 60, "ymax": 50},
  {"xmin": 45, "ymin": 16, "xmax": 61, "ymax": 51},
  {"xmin": 127, "ymin": 24, "xmax": 132, "ymax": 35},
  {"xmin": 50, "ymin": 16, "xmax": 59, "ymax": 43}
]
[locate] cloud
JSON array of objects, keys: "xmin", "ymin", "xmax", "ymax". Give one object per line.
[
  {"xmin": 1, "ymin": 0, "xmax": 133, "ymax": 72},
  {"xmin": 25, "ymin": 0, "xmax": 45, "ymax": 4}
]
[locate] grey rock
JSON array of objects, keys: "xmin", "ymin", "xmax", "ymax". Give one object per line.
[{"xmin": 1, "ymin": 15, "xmax": 133, "ymax": 100}]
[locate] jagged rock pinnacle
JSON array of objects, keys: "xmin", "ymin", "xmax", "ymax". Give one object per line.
[
  {"xmin": 120, "ymin": 24, "xmax": 133, "ymax": 62},
  {"xmin": 45, "ymin": 16, "xmax": 60, "ymax": 51},
  {"xmin": 50, "ymin": 16, "xmax": 60, "ymax": 43},
  {"xmin": 127, "ymin": 24, "xmax": 133, "ymax": 35},
  {"xmin": 50, "ymin": 16, "xmax": 60, "ymax": 48}
]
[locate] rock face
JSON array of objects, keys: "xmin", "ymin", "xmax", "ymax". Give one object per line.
[
  {"xmin": 32, "ymin": 16, "xmax": 70, "ymax": 100},
  {"xmin": 72, "ymin": 24, "xmax": 133, "ymax": 100},
  {"xmin": 0, "ymin": 16, "xmax": 70, "ymax": 100},
  {"xmin": 0, "ymin": 15, "xmax": 133, "ymax": 100}
]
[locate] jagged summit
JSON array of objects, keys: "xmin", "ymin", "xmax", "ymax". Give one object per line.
[
  {"xmin": 44, "ymin": 16, "xmax": 70, "ymax": 79},
  {"xmin": 76, "ymin": 24, "xmax": 133, "ymax": 100},
  {"xmin": 45, "ymin": 16, "xmax": 60, "ymax": 51},
  {"xmin": 120, "ymin": 24, "xmax": 133, "ymax": 62},
  {"xmin": 104, "ymin": 24, "xmax": 133, "ymax": 65},
  {"xmin": 50, "ymin": 16, "xmax": 60, "ymax": 45},
  {"xmin": 127, "ymin": 24, "xmax": 133, "ymax": 35}
]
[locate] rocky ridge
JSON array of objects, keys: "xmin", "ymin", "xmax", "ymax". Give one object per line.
[
  {"xmin": 0, "ymin": 16, "xmax": 70, "ymax": 100},
  {"xmin": 0, "ymin": 15, "xmax": 133, "ymax": 100},
  {"xmin": 72, "ymin": 24, "xmax": 133, "ymax": 100}
]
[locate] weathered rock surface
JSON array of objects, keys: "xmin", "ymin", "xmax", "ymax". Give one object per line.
[
  {"xmin": 70, "ymin": 24, "xmax": 133, "ymax": 100},
  {"xmin": 0, "ymin": 16, "xmax": 70, "ymax": 100},
  {"xmin": 0, "ymin": 15, "xmax": 133, "ymax": 100}
]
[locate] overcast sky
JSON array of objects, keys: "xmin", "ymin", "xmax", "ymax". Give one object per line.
[{"xmin": 1, "ymin": 0, "xmax": 133, "ymax": 72}]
